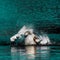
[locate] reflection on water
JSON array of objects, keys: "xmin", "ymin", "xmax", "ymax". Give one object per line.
[
  {"xmin": 11, "ymin": 46, "xmax": 60, "ymax": 60},
  {"xmin": 36, "ymin": 46, "xmax": 50, "ymax": 60},
  {"xmin": 11, "ymin": 46, "xmax": 36, "ymax": 60},
  {"xmin": 25, "ymin": 46, "xmax": 36, "ymax": 59},
  {"xmin": 0, "ymin": 46, "xmax": 60, "ymax": 60},
  {"xmin": 10, "ymin": 46, "xmax": 60, "ymax": 60},
  {"xmin": 11, "ymin": 47, "xmax": 20, "ymax": 60}
]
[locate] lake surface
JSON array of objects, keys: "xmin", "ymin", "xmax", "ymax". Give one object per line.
[{"xmin": 0, "ymin": 46, "xmax": 60, "ymax": 60}]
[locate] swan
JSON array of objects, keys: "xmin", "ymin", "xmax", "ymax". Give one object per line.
[{"xmin": 10, "ymin": 25, "xmax": 51, "ymax": 45}]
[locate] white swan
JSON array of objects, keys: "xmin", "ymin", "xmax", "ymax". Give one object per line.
[{"xmin": 10, "ymin": 25, "xmax": 51, "ymax": 45}]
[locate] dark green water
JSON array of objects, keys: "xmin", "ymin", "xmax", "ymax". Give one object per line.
[{"xmin": 0, "ymin": 46, "xmax": 60, "ymax": 60}]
